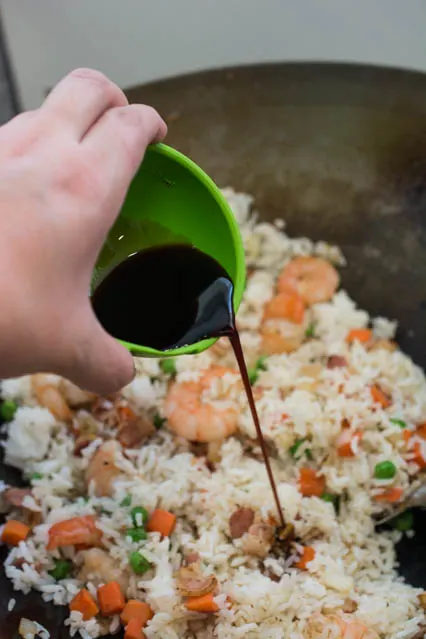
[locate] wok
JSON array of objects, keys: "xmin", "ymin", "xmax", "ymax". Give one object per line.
[{"xmin": 2, "ymin": 62, "xmax": 426, "ymax": 636}]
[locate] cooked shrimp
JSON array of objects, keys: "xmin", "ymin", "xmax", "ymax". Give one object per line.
[
  {"xmin": 78, "ymin": 548, "xmax": 129, "ymax": 593},
  {"xmin": 260, "ymin": 286, "xmax": 306, "ymax": 355},
  {"xmin": 31, "ymin": 374, "xmax": 73, "ymax": 422},
  {"xmin": 345, "ymin": 623, "xmax": 379, "ymax": 639},
  {"xmin": 241, "ymin": 523, "xmax": 275, "ymax": 558},
  {"xmin": 278, "ymin": 257, "xmax": 339, "ymax": 305},
  {"xmin": 304, "ymin": 614, "xmax": 378, "ymax": 639},
  {"xmin": 164, "ymin": 366, "xmax": 239, "ymax": 442},
  {"xmin": 263, "ymin": 290, "xmax": 305, "ymax": 324},
  {"xmin": 47, "ymin": 515, "xmax": 102, "ymax": 551},
  {"xmin": 175, "ymin": 563, "xmax": 218, "ymax": 597},
  {"xmin": 85, "ymin": 440, "xmax": 121, "ymax": 497},
  {"xmin": 305, "ymin": 614, "xmax": 346, "ymax": 639},
  {"xmin": 59, "ymin": 379, "xmax": 97, "ymax": 408},
  {"xmin": 260, "ymin": 321, "xmax": 305, "ymax": 355}
]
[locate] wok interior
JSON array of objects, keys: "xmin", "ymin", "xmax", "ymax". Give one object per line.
[
  {"xmin": 1, "ymin": 63, "xmax": 426, "ymax": 635},
  {"xmin": 127, "ymin": 63, "xmax": 426, "ymax": 372},
  {"xmin": 127, "ymin": 62, "xmax": 426, "ymax": 587}
]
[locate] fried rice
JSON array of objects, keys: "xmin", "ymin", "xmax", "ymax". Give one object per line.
[{"xmin": 1, "ymin": 188, "xmax": 426, "ymax": 639}]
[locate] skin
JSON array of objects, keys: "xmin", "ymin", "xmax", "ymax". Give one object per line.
[{"xmin": 0, "ymin": 68, "xmax": 167, "ymax": 394}]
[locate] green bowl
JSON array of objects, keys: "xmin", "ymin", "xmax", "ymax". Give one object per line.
[{"xmin": 93, "ymin": 143, "xmax": 246, "ymax": 358}]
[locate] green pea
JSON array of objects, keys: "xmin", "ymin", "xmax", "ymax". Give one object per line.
[
  {"xmin": 374, "ymin": 461, "xmax": 397, "ymax": 480},
  {"xmin": 129, "ymin": 551, "xmax": 151, "ymax": 575},
  {"xmin": 130, "ymin": 506, "xmax": 149, "ymax": 528},
  {"xmin": 390, "ymin": 418, "xmax": 406, "ymax": 428},
  {"xmin": 248, "ymin": 368, "xmax": 257, "ymax": 385},
  {"xmin": 49, "ymin": 559, "xmax": 71, "ymax": 581},
  {"xmin": 31, "ymin": 472, "xmax": 43, "ymax": 481},
  {"xmin": 256, "ymin": 356, "xmax": 268, "ymax": 371},
  {"xmin": 120, "ymin": 495, "xmax": 132, "ymax": 508},
  {"xmin": 248, "ymin": 356, "xmax": 268, "ymax": 385},
  {"xmin": 289, "ymin": 440, "xmax": 303, "ymax": 457},
  {"xmin": 0, "ymin": 400, "xmax": 18, "ymax": 422},
  {"xmin": 391, "ymin": 510, "xmax": 414, "ymax": 532},
  {"xmin": 154, "ymin": 413, "xmax": 166, "ymax": 430},
  {"xmin": 289, "ymin": 438, "xmax": 312, "ymax": 460},
  {"xmin": 321, "ymin": 493, "xmax": 340, "ymax": 513},
  {"xmin": 160, "ymin": 359, "xmax": 176, "ymax": 375},
  {"xmin": 126, "ymin": 527, "xmax": 148, "ymax": 543},
  {"xmin": 305, "ymin": 324, "xmax": 315, "ymax": 338}
]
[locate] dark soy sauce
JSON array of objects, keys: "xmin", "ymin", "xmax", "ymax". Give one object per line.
[
  {"xmin": 92, "ymin": 244, "xmax": 285, "ymax": 527},
  {"xmin": 92, "ymin": 245, "xmax": 233, "ymax": 351},
  {"xmin": 229, "ymin": 331, "xmax": 286, "ymax": 528}
]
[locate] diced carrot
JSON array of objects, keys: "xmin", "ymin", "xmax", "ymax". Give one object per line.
[
  {"xmin": 402, "ymin": 429, "xmax": 413, "ymax": 445},
  {"xmin": 146, "ymin": 509, "xmax": 176, "ymax": 537},
  {"xmin": 97, "ymin": 581, "xmax": 125, "ymax": 616},
  {"xmin": 1, "ymin": 520, "xmax": 30, "ymax": 546},
  {"xmin": 185, "ymin": 592, "xmax": 219, "ymax": 613},
  {"xmin": 411, "ymin": 441, "xmax": 426, "ymax": 469},
  {"xmin": 70, "ymin": 588, "xmax": 99, "ymax": 620},
  {"xmin": 295, "ymin": 546, "xmax": 316, "ymax": 569},
  {"xmin": 47, "ymin": 515, "xmax": 102, "ymax": 551},
  {"xmin": 374, "ymin": 487, "xmax": 403, "ymax": 503},
  {"xmin": 120, "ymin": 601, "xmax": 154, "ymax": 626},
  {"xmin": 370, "ymin": 384, "xmax": 391, "ymax": 409},
  {"xmin": 298, "ymin": 468, "xmax": 326, "ymax": 497},
  {"xmin": 124, "ymin": 618, "xmax": 146, "ymax": 639},
  {"xmin": 346, "ymin": 329, "xmax": 373, "ymax": 344},
  {"xmin": 416, "ymin": 423, "xmax": 426, "ymax": 440},
  {"xmin": 118, "ymin": 405, "xmax": 136, "ymax": 422},
  {"xmin": 336, "ymin": 430, "xmax": 363, "ymax": 458}
]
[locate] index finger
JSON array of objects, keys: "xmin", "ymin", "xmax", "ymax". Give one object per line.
[
  {"xmin": 82, "ymin": 103, "xmax": 167, "ymax": 231},
  {"xmin": 40, "ymin": 68, "xmax": 128, "ymax": 140}
]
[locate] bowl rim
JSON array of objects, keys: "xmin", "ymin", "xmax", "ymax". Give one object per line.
[{"xmin": 117, "ymin": 142, "xmax": 246, "ymax": 358}]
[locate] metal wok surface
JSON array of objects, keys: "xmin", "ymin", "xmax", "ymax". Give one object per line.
[{"xmin": 2, "ymin": 62, "xmax": 426, "ymax": 636}]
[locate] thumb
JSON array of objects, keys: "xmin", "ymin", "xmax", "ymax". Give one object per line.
[{"xmin": 60, "ymin": 306, "xmax": 135, "ymax": 394}]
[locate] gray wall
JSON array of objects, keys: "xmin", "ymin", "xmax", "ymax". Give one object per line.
[
  {"xmin": 0, "ymin": 37, "xmax": 15, "ymax": 123},
  {"xmin": 2, "ymin": 0, "xmax": 426, "ymax": 111}
]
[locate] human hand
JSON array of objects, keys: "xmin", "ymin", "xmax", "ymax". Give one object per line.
[{"xmin": 0, "ymin": 68, "xmax": 167, "ymax": 393}]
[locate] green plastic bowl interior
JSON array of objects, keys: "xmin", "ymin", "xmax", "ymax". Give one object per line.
[{"xmin": 94, "ymin": 143, "xmax": 246, "ymax": 357}]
